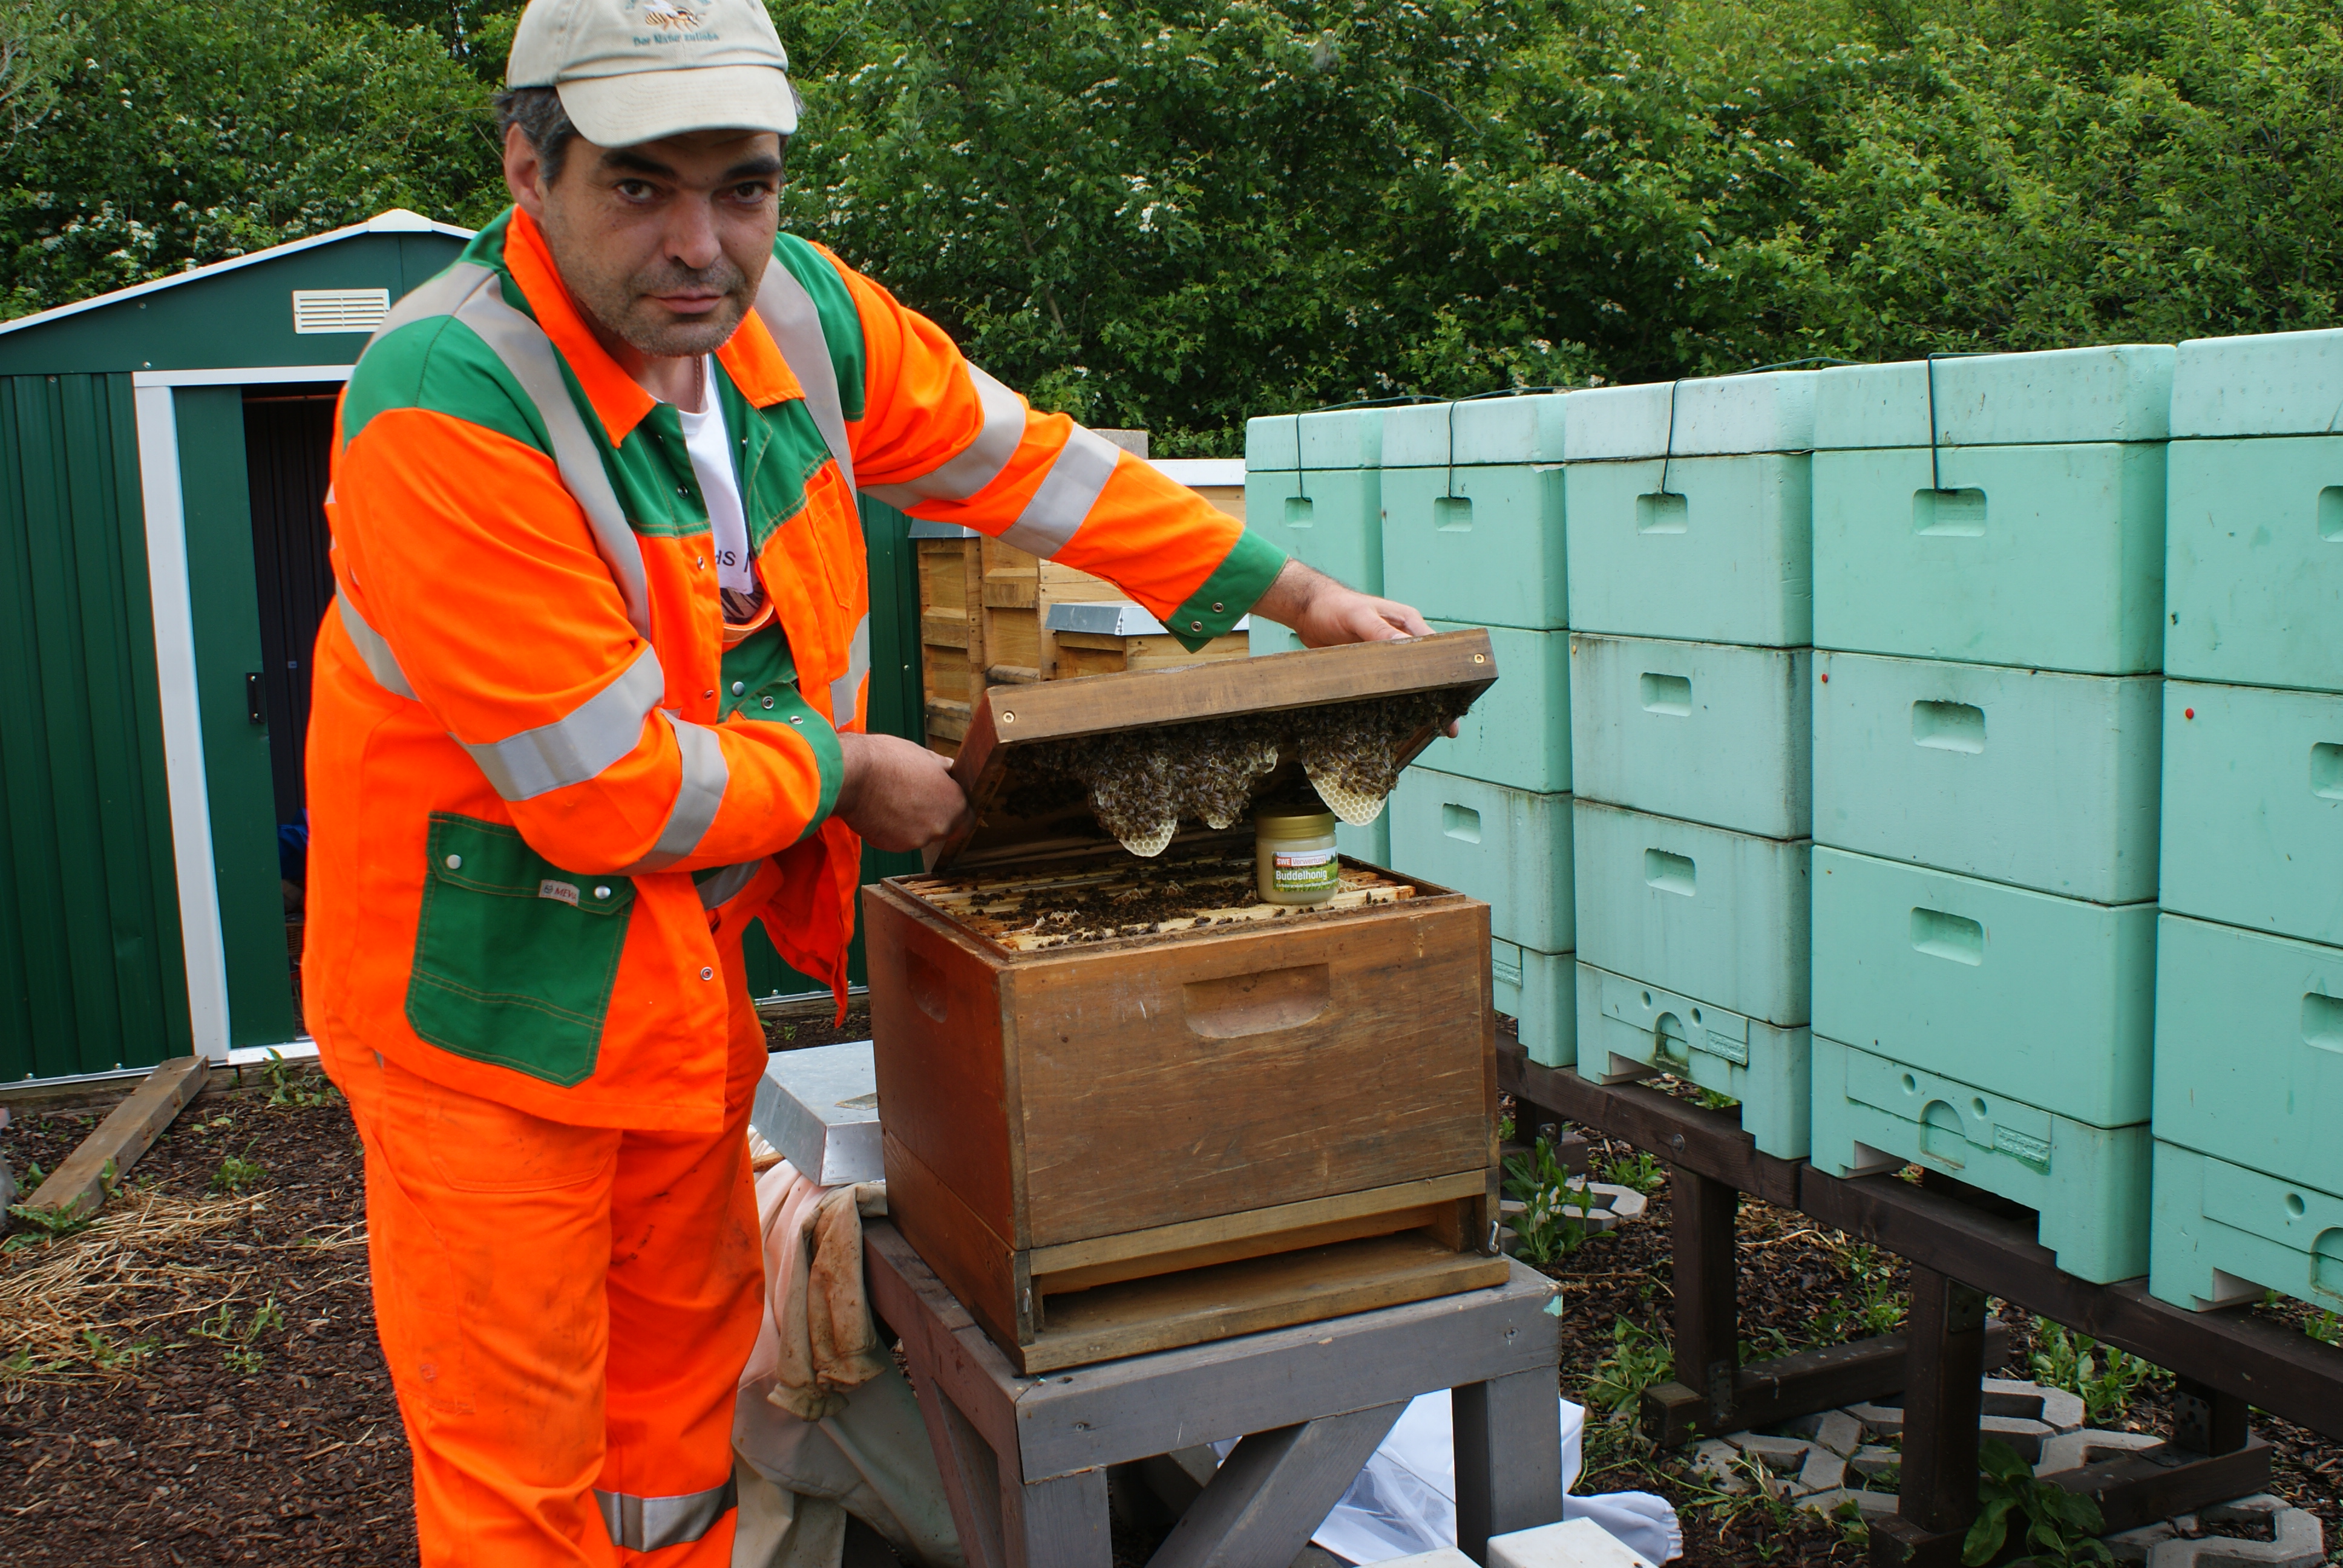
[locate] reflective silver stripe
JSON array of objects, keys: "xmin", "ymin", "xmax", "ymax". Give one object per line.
[
  {"xmin": 595, "ymin": 1477, "xmax": 737, "ymax": 1553},
  {"xmin": 617, "ymin": 714, "xmax": 730, "ymax": 872},
  {"xmin": 355, "ymin": 261, "xmax": 656, "ymax": 639},
  {"xmin": 752, "ymin": 265, "xmax": 856, "ymax": 496},
  {"xmin": 452, "ymin": 286, "xmax": 655, "ymax": 639},
  {"xmin": 457, "ymin": 645, "xmax": 665, "ymax": 802},
  {"xmin": 333, "ymin": 593, "xmax": 417, "ymax": 701},
  {"xmin": 863, "ymin": 364, "xmax": 1027, "ymax": 511},
  {"xmin": 1000, "ymin": 424, "xmax": 1123, "ymax": 558},
  {"xmin": 695, "ymin": 859, "xmax": 764, "ymax": 909},
  {"xmin": 828, "ymin": 614, "xmax": 870, "ymax": 729}
]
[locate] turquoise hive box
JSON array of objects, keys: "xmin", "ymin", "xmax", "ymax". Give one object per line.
[
  {"xmin": 1812, "ymin": 346, "xmax": 2172, "ymax": 673},
  {"xmin": 2167, "ymin": 328, "xmax": 2343, "ymax": 692},
  {"xmin": 1495, "ymin": 938, "xmax": 1576, "ymax": 1071},
  {"xmin": 2151, "ymin": 1142, "xmax": 2343, "ymax": 1313},
  {"xmin": 1571, "ymin": 799, "xmax": 1810, "ymax": 1029},
  {"xmin": 1809, "ymin": 848, "xmax": 2157, "ymax": 1128},
  {"xmin": 2159, "ymin": 679, "xmax": 2343, "ymax": 943},
  {"xmin": 1380, "ymin": 395, "xmax": 1568, "ymax": 630},
  {"xmin": 2153, "ymin": 913, "xmax": 2343, "ymax": 1198},
  {"xmin": 1243, "ymin": 407, "xmax": 1384, "ymax": 595},
  {"xmin": 1577, "ymin": 959, "xmax": 1811, "ymax": 1160},
  {"xmin": 1812, "ymin": 652, "xmax": 2161, "ymax": 903},
  {"xmin": 1388, "ymin": 766, "xmax": 1574, "ymax": 953},
  {"xmin": 1412, "ymin": 619, "xmax": 1570, "ymax": 795},
  {"xmin": 1562, "ymin": 371, "xmax": 1817, "ymax": 647},
  {"xmin": 1570, "ymin": 633, "xmax": 1810, "ymax": 839},
  {"xmin": 1812, "ymin": 1036, "xmax": 2151, "ymax": 1282}
]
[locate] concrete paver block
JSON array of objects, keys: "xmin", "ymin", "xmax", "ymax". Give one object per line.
[
  {"xmin": 1795, "ymin": 1448, "xmax": 1849, "ymax": 1495},
  {"xmin": 1689, "ymin": 1438, "xmax": 1750, "ymax": 1494},
  {"xmin": 1812, "ymin": 1410, "xmax": 1864, "ymax": 1458},
  {"xmin": 2034, "ymin": 1428, "xmax": 2164, "ymax": 1477},
  {"xmin": 1979, "ymin": 1414, "xmax": 2057, "ymax": 1463},
  {"xmin": 1843, "ymin": 1401, "xmax": 1904, "ymax": 1437},
  {"xmin": 1489, "ymin": 1517, "xmax": 1660, "ymax": 1568},
  {"xmin": 2144, "ymin": 1508, "xmax": 2324, "ymax": 1568},
  {"xmin": 1727, "ymin": 1432, "xmax": 1816, "ymax": 1472},
  {"xmin": 1848, "ymin": 1445, "xmax": 1900, "ymax": 1480},
  {"xmin": 1796, "ymin": 1486, "xmax": 1900, "ymax": 1520},
  {"xmin": 1984, "ymin": 1377, "xmax": 2086, "ymax": 1433}
]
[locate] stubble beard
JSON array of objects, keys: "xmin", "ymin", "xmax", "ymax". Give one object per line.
[{"xmin": 577, "ymin": 255, "xmax": 754, "ymax": 360}]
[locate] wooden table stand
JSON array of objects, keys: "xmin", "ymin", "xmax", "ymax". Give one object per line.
[{"xmin": 865, "ymin": 1220, "xmax": 1566, "ymax": 1568}]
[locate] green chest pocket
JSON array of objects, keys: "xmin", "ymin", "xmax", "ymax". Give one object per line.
[{"xmin": 405, "ymin": 814, "xmax": 635, "ymax": 1086}]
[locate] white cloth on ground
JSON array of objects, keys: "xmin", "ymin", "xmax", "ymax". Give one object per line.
[
  {"xmin": 1214, "ymin": 1391, "xmax": 1683, "ymax": 1566},
  {"xmin": 741, "ymin": 1160, "xmax": 891, "ymax": 1420}
]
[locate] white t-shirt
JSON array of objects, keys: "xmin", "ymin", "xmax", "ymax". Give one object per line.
[{"xmin": 675, "ymin": 359, "xmax": 755, "ymax": 595}]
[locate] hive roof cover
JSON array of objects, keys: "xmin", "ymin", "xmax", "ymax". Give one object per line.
[{"xmin": 750, "ymin": 1041, "xmax": 882, "ymax": 1186}]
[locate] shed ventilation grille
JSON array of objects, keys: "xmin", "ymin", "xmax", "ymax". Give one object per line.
[{"xmin": 292, "ymin": 288, "xmax": 390, "ymax": 335}]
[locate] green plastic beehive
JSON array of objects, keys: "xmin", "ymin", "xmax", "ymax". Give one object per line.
[
  {"xmin": 2153, "ymin": 913, "xmax": 2343, "ymax": 1197},
  {"xmin": 1562, "ymin": 454, "xmax": 1814, "ymax": 647},
  {"xmin": 1379, "ymin": 464, "xmax": 1567, "ymax": 630},
  {"xmin": 1495, "ymin": 938, "xmax": 1576, "ymax": 1070},
  {"xmin": 2149, "ymin": 1141, "xmax": 2343, "ymax": 1314},
  {"xmin": 1570, "ymin": 634, "xmax": 1810, "ymax": 839},
  {"xmin": 1571, "ymin": 799, "xmax": 1810, "ymax": 1028},
  {"xmin": 1812, "ymin": 443, "xmax": 2165, "ymax": 673},
  {"xmin": 1244, "ymin": 407, "xmax": 1386, "ymax": 595},
  {"xmin": 2159, "ymin": 679, "xmax": 2343, "ymax": 941},
  {"xmin": 1811, "ymin": 1037, "xmax": 2151, "ymax": 1283},
  {"xmin": 2166, "ymin": 437, "xmax": 2343, "ymax": 691},
  {"xmin": 1813, "ymin": 347, "xmax": 2173, "ymax": 450},
  {"xmin": 1576, "ymin": 961, "xmax": 1810, "ymax": 1159},
  {"xmin": 1411, "ymin": 622, "xmax": 1570, "ymax": 795},
  {"xmin": 2170, "ymin": 328, "xmax": 2343, "ymax": 439},
  {"xmin": 1810, "ymin": 848, "xmax": 2157, "ymax": 1128},
  {"xmin": 1388, "ymin": 767, "xmax": 1574, "ymax": 953},
  {"xmin": 1812, "ymin": 652, "xmax": 2161, "ymax": 903}
]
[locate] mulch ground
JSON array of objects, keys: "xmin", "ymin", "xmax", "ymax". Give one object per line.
[{"xmin": 2, "ymin": 1059, "xmax": 2337, "ymax": 1567}]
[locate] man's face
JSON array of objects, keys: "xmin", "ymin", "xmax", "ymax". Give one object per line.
[{"xmin": 505, "ymin": 121, "xmax": 784, "ymax": 361}]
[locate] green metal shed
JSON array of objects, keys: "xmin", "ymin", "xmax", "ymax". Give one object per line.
[{"xmin": 0, "ymin": 209, "xmax": 924, "ymax": 1084}]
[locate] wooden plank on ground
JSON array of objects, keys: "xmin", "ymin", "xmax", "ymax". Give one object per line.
[{"xmin": 23, "ymin": 1056, "xmax": 208, "ymax": 1220}]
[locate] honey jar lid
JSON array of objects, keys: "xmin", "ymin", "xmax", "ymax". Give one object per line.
[
  {"xmin": 1254, "ymin": 807, "xmax": 1337, "ymax": 835},
  {"xmin": 923, "ymin": 629, "xmax": 1499, "ymax": 873}
]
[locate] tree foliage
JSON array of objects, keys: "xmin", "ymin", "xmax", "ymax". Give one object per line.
[{"xmin": 3, "ymin": 0, "xmax": 2339, "ymax": 450}]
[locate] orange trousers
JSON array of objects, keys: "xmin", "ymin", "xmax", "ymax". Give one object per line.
[{"xmin": 328, "ymin": 995, "xmax": 768, "ymax": 1565}]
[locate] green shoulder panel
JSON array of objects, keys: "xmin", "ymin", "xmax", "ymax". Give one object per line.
[
  {"xmin": 1168, "ymin": 531, "xmax": 1290, "ymax": 652},
  {"xmin": 339, "ymin": 314, "xmax": 551, "ymax": 453},
  {"xmin": 770, "ymin": 234, "xmax": 868, "ymax": 422}
]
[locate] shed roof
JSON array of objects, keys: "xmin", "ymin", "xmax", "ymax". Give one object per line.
[{"xmin": 0, "ymin": 209, "xmax": 476, "ymax": 377}]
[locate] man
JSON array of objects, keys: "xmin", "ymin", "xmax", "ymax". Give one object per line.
[{"xmin": 306, "ymin": 1, "xmax": 1438, "ymax": 1561}]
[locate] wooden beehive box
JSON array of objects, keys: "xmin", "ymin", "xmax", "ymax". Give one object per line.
[
  {"xmin": 866, "ymin": 630, "xmax": 1508, "ymax": 1371},
  {"xmin": 1046, "ymin": 599, "xmax": 1253, "ymax": 678}
]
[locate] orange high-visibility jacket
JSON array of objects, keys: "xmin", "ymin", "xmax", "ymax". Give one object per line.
[{"xmin": 304, "ymin": 207, "xmax": 1284, "ymax": 1131}]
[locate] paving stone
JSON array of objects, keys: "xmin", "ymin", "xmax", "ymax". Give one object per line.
[
  {"xmin": 1689, "ymin": 1438, "xmax": 1750, "ymax": 1494},
  {"xmin": 1795, "ymin": 1487, "xmax": 1899, "ymax": 1520},
  {"xmin": 1812, "ymin": 1410, "xmax": 1865, "ymax": 1459},
  {"xmin": 1778, "ymin": 1412, "xmax": 1829, "ymax": 1441},
  {"xmin": 1975, "ymin": 1377, "xmax": 2086, "ymax": 1433},
  {"xmin": 1849, "ymin": 1445, "xmax": 1901, "ymax": 1480},
  {"xmin": 2145, "ymin": 1508, "xmax": 2324, "ymax": 1568},
  {"xmin": 2109, "ymin": 1523, "xmax": 2181, "ymax": 1564},
  {"xmin": 2036, "ymin": 1428, "xmax": 2164, "ymax": 1477},
  {"xmin": 1979, "ymin": 1414, "xmax": 2056, "ymax": 1463},
  {"xmin": 1795, "ymin": 1448, "xmax": 1849, "ymax": 1495},
  {"xmin": 1728, "ymin": 1433, "xmax": 1816, "ymax": 1473},
  {"xmin": 1844, "ymin": 1401, "xmax": 1904, "ymax": 1437},
  {"xmin": 2200, "ymin": 1497, "xmax": 2287, "ymax": 1527}
]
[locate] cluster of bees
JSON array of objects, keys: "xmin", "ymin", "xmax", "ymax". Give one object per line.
[{"xmin": 1023, "ymin": 690, "xmax": 1471, "ymax": 856}]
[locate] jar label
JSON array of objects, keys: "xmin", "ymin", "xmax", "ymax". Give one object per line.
[{"xmin": 1272, "ymin": 849, "xmax": 1339, "ymax": 892}]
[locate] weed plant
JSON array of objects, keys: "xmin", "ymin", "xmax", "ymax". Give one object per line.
[
  {"xmin": 2029, "ymin": 1322, "xmax": 2162, "ymax": 1425},
  {"xmin": 1964, "ymin": 1437, "xmax": 2112, "ymax": 1567}
]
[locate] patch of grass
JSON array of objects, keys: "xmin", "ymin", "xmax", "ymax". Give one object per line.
[
  {"xmin": 263, "ymin": 1050, "xmax": 338, "ymax": 1107},
  {"xmin": 1600, "ymin": 1149, "xmax": 1666, "ymax": 1195},
  {"xmin": 2030, "ymin": 1321, "xmax": 2161, "ymax": 1425},
  {"xmin": 4, "ymin": 1203, "xmax": 94, "ymax": 1248},
  {"xmin": 1814, "ymin": 1239, "xmax": 1906, "ymax": 1341},
  {"xmin": 211, "ymin": 1143, "xmax": 265, "ymax": 1195},
  {"xmin": 76, "ymin": 1328, "xmax": 158, "ymax": 1373}
]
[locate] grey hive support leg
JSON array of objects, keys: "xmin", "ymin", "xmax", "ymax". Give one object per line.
[
  {"xmin": 1149, "ymin": 1403, "xmax": 1406, "ymax": 1568},
  {"xmin": 1002, "ymin": 1464, "xmax": 1109, "ymax": 1568},
  {"xmin": 1454, "ymin": 1370, "xmax": 1565, "ymax": 1563}
]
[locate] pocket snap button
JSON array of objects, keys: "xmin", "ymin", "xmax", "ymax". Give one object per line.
[{"xmin": 444, "ymin": 854, "xmax": 462, "ymax": 870}]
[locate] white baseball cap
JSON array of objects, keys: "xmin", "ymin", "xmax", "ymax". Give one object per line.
[{"xmin": 507, "ymin": 0, "xmax": 799, "ymax": 148}]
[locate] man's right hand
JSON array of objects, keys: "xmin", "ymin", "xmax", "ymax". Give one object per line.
[{"xmin": 834, "ymin": 732, "xmax": 972, "ymax": 852}]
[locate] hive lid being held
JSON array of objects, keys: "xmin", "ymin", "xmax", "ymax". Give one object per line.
[
  {"xmin": 928, "ymin": 629, "xmax": 1499, "ymax": 871},
  {"xmin": 750, "ymin": 1041, "xmax": 882, "ymax": 1186}
]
